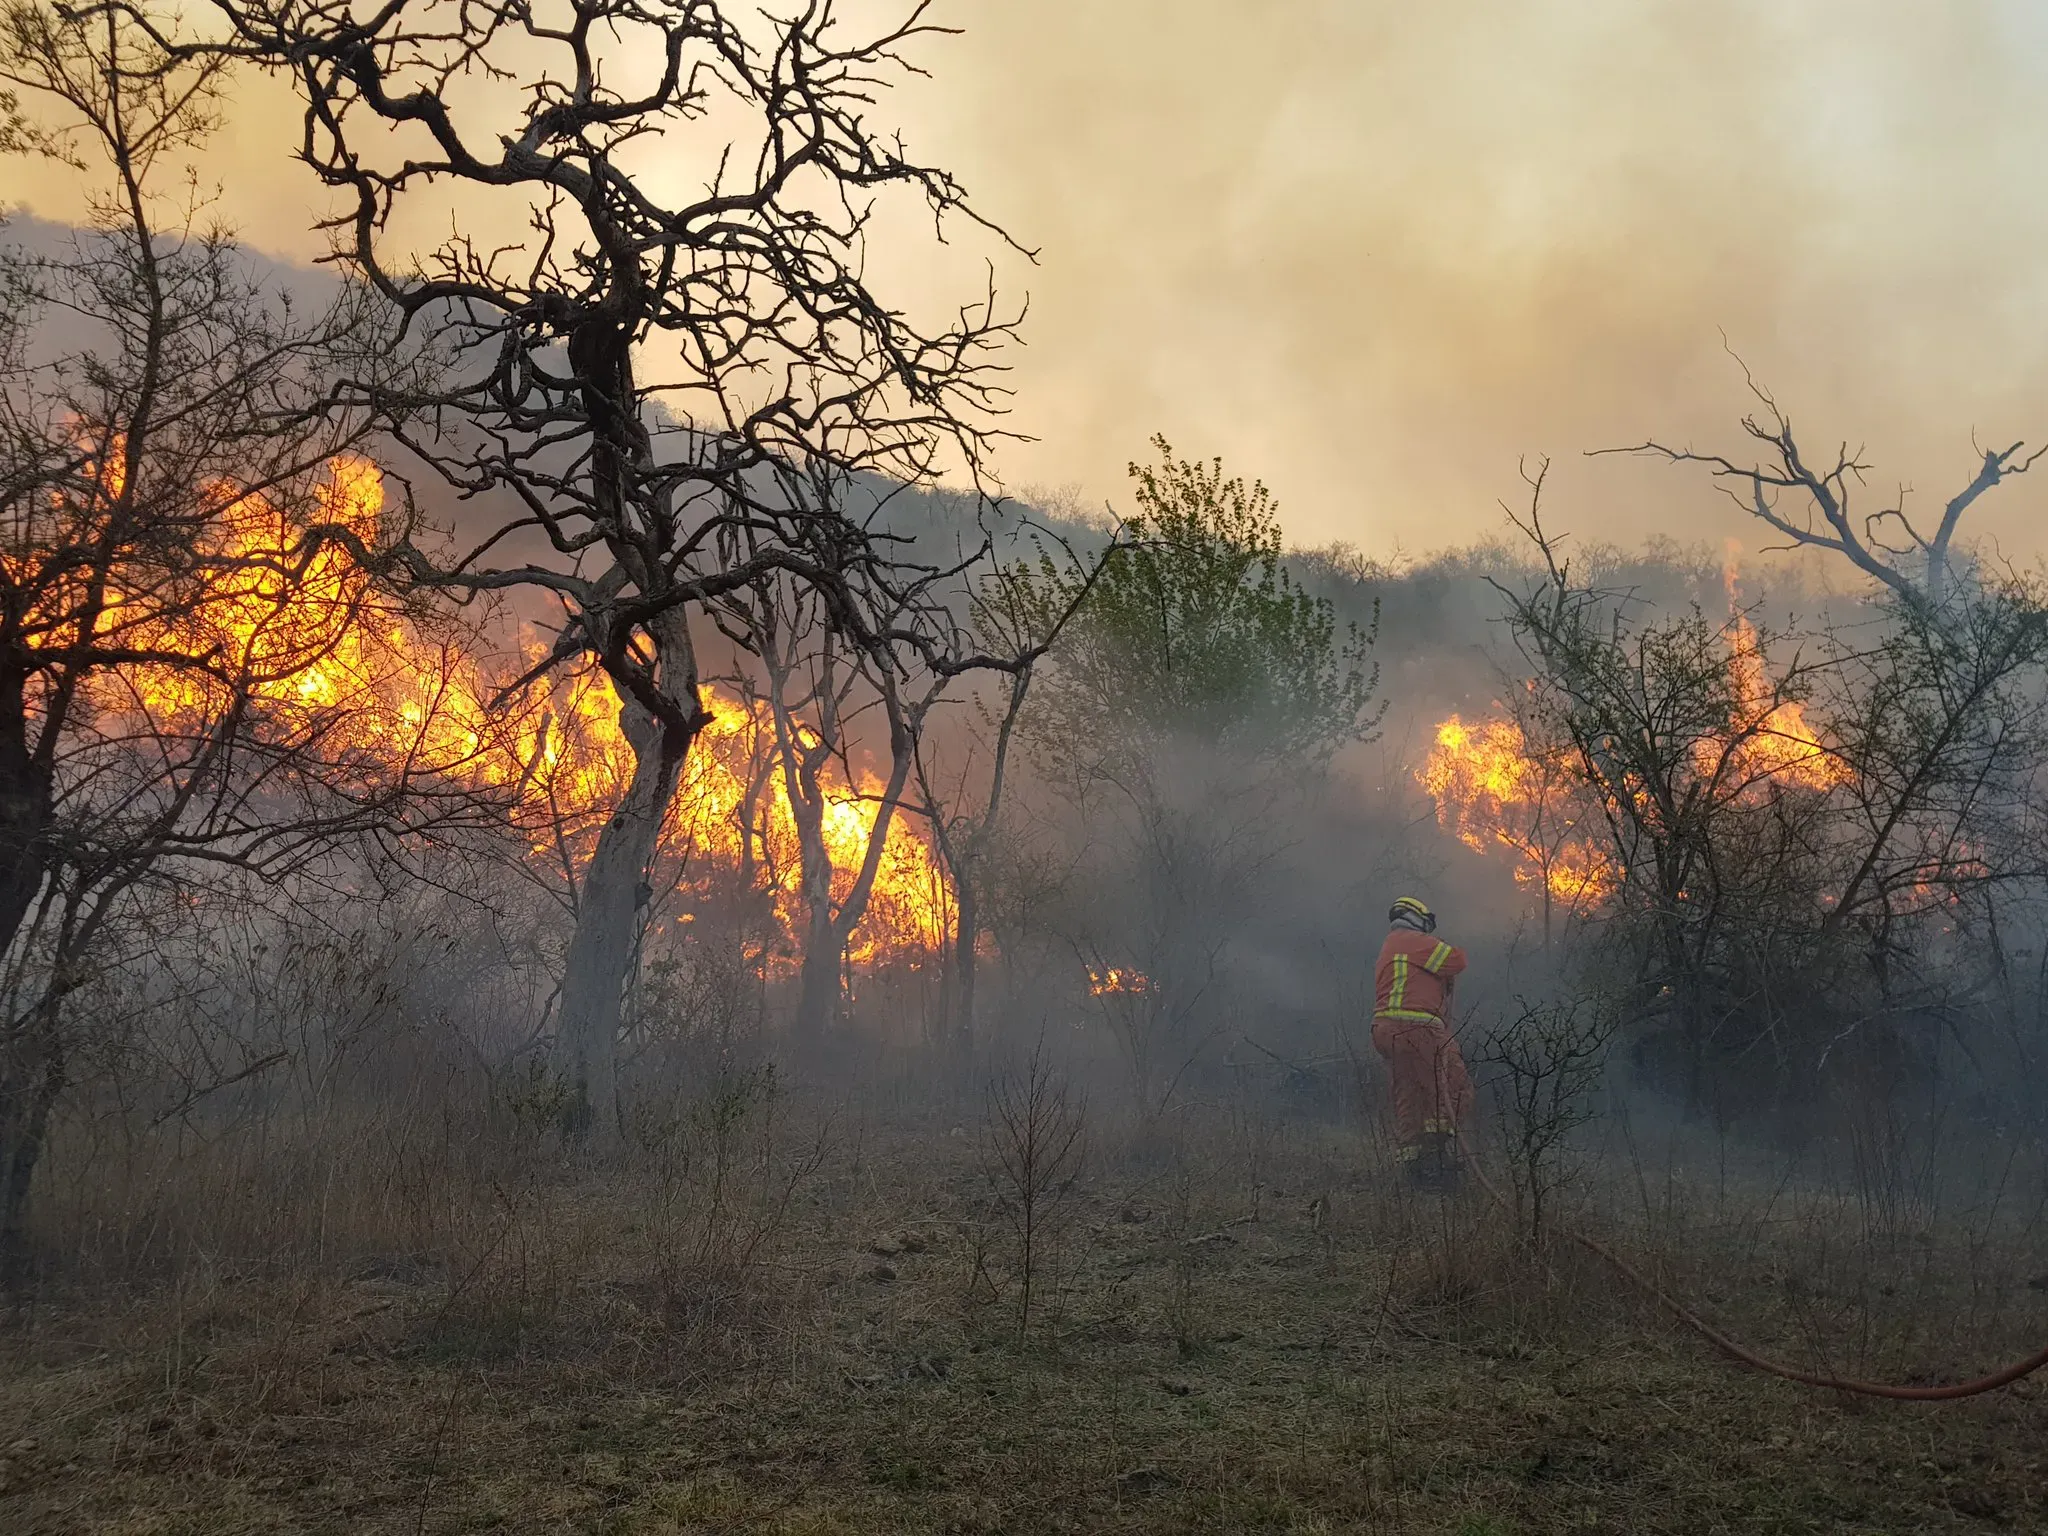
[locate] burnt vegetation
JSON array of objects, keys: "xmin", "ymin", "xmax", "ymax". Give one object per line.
[{"xmin": 0, "ymin": 4, "xmax": 2043, "ymax": 1533}]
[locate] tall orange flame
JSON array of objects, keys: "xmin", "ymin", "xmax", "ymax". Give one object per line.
[
  {"xmin": 1702, "ymin": 617, "xmax": 1849, "ymax": 793},
  {"xmin": 1420, "ymin": 617, "xmax": 1844, "ymax": 908},
  {"xmin": 1419, "ymin": 714, "xmax": 1614, "ymax": 907},
  {"xmin": 93, "ymin": 455, "xmax": 949, "ymax": 968}
]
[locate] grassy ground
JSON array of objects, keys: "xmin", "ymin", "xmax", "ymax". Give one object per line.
[{"xmin": 2, "ymin": 1109, "xmax": 2044, "ymax": 1534}]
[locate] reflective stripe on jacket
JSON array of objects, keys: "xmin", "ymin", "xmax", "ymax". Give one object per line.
[{"xmin": 1373, "ymin": 928, "xmax": 1467, "ymax": 1021}]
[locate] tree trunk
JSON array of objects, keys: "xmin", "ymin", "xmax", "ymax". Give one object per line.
[
  {"xmin": 792, "ymin": 710, "xmax": 919, "ymax": 1039},
  {"xmin": 951, "ymin": 874, "xmax": 979, "ymax": 1054},
  {"xmin": 794, "ymin": 912, "xmax": 841, "ymax": 1040},
  {"xmin": 0, "ymin": 666, "xmax": 53, "ymax": 957},
  {"xmin": 787, "ymin": 751, "xmax": 837, "ymax": 1039},
  {"xmin": 0, "ymin": 670, "xmax": 58, "ymax": 1283},
  {"xmin": 552, "ymin": 644, "xmax": 698, "ymax": 1140},
  {"xmin": 0, "ymin": 1000, "xmax": 62, "ymax": 1288},
  {"xmin": 551, "ymin": 298, "xmax": 700, "ymax": 1141}
]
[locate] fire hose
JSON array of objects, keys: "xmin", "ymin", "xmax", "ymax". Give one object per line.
[{"xmin": 1457, "ymin": 1149, "xmax": 2048, "ymax": 1400}]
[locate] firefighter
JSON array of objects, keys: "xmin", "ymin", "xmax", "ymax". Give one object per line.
[{"xmin": 1370, "ymin": 896, "xmax": 1473, "ymax": 1188}]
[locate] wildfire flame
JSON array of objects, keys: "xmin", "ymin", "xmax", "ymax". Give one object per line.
[
  {"xmin": 1087, "ymin": 966, "xmax": 1153, "ymax": 997},
  {"xmin": 666, "ymin": 689, "xmax": 951, "ymax": 967},
  {"xmin": 1419, "ymin": 715, "xmax": 1614, "ymax": 906},
  {"xmin": 1420, "ymin": 616, "xmax": 1845, "ymax": 909},
  {"xmin": 95, "ymin": 455, "xmax": 949, "ymax": 968},
  {"xmin": 1418, "ymin": 715, "xmax": 1543, "ymax": 856},
  {"xmin": 1703, "ymin": 617, "xmax": 1849, "ymax": 794}
]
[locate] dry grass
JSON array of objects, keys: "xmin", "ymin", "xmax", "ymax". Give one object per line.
[{"xmin": 1, "ymin": 1085, "xmax": 2044, "ymax": 1534}]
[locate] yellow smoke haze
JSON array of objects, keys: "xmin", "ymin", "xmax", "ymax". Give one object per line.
[{"xmin": 8, "ymin": 0, "xmax": 2047, "ymax": 556}]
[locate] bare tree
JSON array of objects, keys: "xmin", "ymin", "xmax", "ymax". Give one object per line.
[
  {"xmin": 980, "ymin": 1040, "xmax": 1085, "ymax": 1345},
  {"xmin": 0, "ymin": 3, "xmax": 495, "ymax": 1273},
  {"xmin": 718, "ymin": 559, "xmax": 933, "ymax": 1037},
  {"xmin": 1811, "ymin": 582, "xmax": 2048, "ymax": 1007},
  {"xmin": 1609, "ymin": 368, "xmax": 2043, "ymax": 608},
  {"xmin": 708, "ymin": 466, "xmax": 1064, "ymax": 1039},
  {"xmin": 914, "ymin": 532, "xmax": 1108, "ymax": 1053},
  {"xmin": 1598, "ymin": 382, "xmax": 2048, "ymax": 1101},
  {"xmin": 192, "ymin": 0, "xmax": 1027, "ymax": 1133},
  {"xmin": 1479, "ymin": 997, "xmax": 1616, "ymax": 1247},
  {"xmin": 1494, "ymin": 471, "xmax": 1844, "ymax": 1107}
]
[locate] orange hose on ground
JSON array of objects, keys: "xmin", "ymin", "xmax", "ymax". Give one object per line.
[{"xmin": 1459, "ymin": 1153, "xmax": 2048, "ymax": 1401}]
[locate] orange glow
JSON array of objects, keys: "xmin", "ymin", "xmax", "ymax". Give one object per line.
[
  {"xmin": 1088, "ymin": 966, "xmax": 1153, "ymax": 997},
  {"xmin": 1516, "ymin": 839, "xmax": 1612, "ymax": 907},
  {"xmin": 1701, "ymin": 617, "xmax": 1850, "ymax": 793},
  {"xmin": 666, "ymin": 688, "xmax": 951, "ymax": 967},
  {"xmin": 1419, "ymin": 714, "xmax": 1614, "ymax": 906},
  {"xmin": 1418, "ymin": 715, "xmax": 1542, "ymax": 855},
  {"xmin": 87, "ymin": 453, "xmax": 504, "ymax": 778},
  {"xmin": 1419, "ymin": 616, "xmax": 1847, "ymax": 910},
  {"xmin": 91, "ymin": 455, "xmax": 949, "ymax": 969}
]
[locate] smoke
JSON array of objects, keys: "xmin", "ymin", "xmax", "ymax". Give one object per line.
[
  {"xmin": 9, "ymin": 3, "xmax": 2044, "ymax": 558},
  {"xmin": 883, "ymin": 0, "xmax": 2048, "ymax": 554}
]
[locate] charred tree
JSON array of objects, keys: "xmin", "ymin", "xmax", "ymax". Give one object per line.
[
  {"xmin": 914, "ymin": 537, "xmax": 1105, "ymax": 1054},
  {"xmin": 194, "ymin": 0, "xmax": 1024, "ymax": 1133},
  {"xmin": 711, "ymin": 468, "xmax": 1069, "ymax": 1041},
  {"xmin": 1609, "ymin": 366, "xmax": 2043, "ymax": 611},
  {"xmin": 0, "ymin": 4, "xmax": 487, "ymax": 1277}
]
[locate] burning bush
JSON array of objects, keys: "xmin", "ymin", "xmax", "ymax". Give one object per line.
[{"xmin": 1417, "ymin": 468, "xmax": 2048, "ymax": 1118}]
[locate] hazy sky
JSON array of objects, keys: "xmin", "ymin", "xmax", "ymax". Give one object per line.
[{"xmin": 12, "ymin": 0, "xmax": 2048, "ymax": 564}]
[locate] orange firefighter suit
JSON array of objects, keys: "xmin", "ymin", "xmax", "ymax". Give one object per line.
[{"xmin": 1370, "ymin": 928, "xmax": 1473, "ymax": 1158}]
